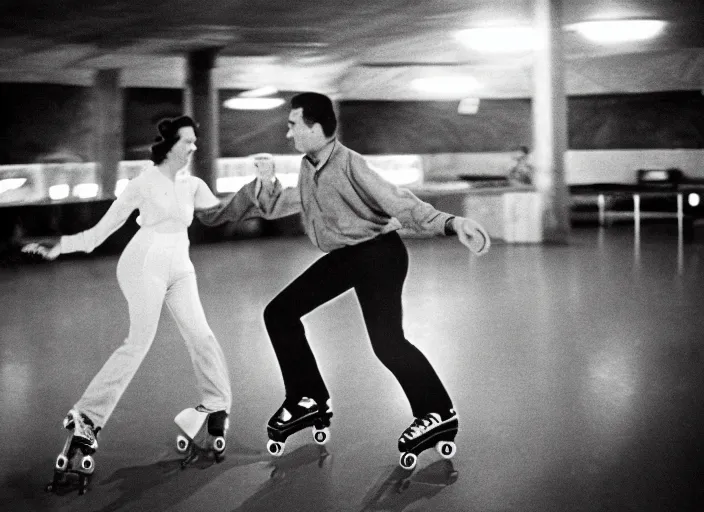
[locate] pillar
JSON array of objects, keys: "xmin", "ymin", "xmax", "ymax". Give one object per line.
[
  {"xmin": 186, "ymin": 48, "xmax": 220, "ymax": 189},
  {"xmin": 92, "ymin": 69, "xmax": 123, "ymax": 198},
  {"xmin": 532, "ymin": 0, "xmax": 571, "ymax": 243}
]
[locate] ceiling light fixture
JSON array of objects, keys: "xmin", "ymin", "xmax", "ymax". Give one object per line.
[
  {"xmin": 0, "ymin": 178, "xmax": 27, "ymax": 195},
  {"xmin": 73, "ymin": 183, "xmax": 99, "ymax": 199},
  {"xmin": 458, "ymin": 97, "xmax": 480, "ymax": 115},
  {"xmin": 48, "ymin": 184, "xmax": 70, "ymax": 201},
  {"xmin": 570, "ymin": 19, "xmax": 666, "ymax": 44},
  {"xmin": 223, "ymin": 97, "xmax": 286, "ymax": 110},
  {"xmin": 454, "ymin": 27, "xmax": 536, "ymax": 53}
]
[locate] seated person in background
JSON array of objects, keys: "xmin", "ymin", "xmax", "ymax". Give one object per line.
[{"xmin": 507, "ymin": 145, "xmax": 534, "ymax": 186}]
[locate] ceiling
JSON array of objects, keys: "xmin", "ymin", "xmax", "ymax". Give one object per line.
[{"xmin": 1, "ymin": 0, "xmax": 704, "ymax": 99}]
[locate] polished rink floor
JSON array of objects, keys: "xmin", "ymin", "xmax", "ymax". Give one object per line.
[{"xmin": 1, "ymin": 226, "xmax": 703, "ymax": 512}]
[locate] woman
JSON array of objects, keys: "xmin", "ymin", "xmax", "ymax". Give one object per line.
[{"xmin": 24, "ymin": 116, "xmax": 232, "ymax": 466}]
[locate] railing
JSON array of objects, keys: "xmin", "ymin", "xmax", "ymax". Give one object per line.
[{"xmin": 0, "ymin": 155, "xmax": 424, "ymax": 206}]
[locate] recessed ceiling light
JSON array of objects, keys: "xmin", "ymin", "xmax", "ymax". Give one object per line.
[
  {"xmin": 455, "ymin": 27, "xmax": 536, "ymax": 53},
  {"xmin": 570, "ymin": 19, "xmax": 666, "ymax": 44},
  {"xmin": 223, "ymin": 97, "xmax": 286, "ymax": 110}
]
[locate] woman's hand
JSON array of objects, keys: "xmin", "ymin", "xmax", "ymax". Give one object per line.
[
  {"xmin": 21, "ymin": 241, "xmax": 61, "ymax": 260},
  {"xmin": 454, "ymin": 217, "xmax": 491, "ymax": 256}
]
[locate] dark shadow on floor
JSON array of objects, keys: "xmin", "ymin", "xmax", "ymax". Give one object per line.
[
  {"xmin": 230, "ymin": 443, "xmax": 332, "ymax": 512},
  {"xmin": 358, "ymin": 459, "xmax": 459, "ymax": 512},
  {"xmin": 91, "ymin": 438, "xmax": 268, "ymax": 512}
]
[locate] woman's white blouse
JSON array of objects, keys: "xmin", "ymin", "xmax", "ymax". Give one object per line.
[{"xmin": 61, "ymin": 166, "xmax": 217, "ymax": 254}]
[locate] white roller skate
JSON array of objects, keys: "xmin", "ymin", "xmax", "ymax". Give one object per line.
[
  {"xmin": 45, "ymin": 409, "xmax": 100, "ymax": 495},
  {"xmin": 174, "ymin": 406, "xmax": 229, "ymax": 468},
  {"xmin": 266, "ymin": 397, "xmax": 332, "ymax": 457},
  {"xmin": 397, "ymin": 409, "xmax": 459, "ymax": 471}
]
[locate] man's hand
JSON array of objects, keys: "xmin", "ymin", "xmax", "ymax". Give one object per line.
[
  {"xmin": 253, "ymin": 154, "xmax": 276, "ymax": 186},
  {"xmin": 453, "ymin": 217, "xmax": 490, "ymax": 256},
  {"xmin": 22, "ymin": 241, "xmax": 61, "ymax": 260}
]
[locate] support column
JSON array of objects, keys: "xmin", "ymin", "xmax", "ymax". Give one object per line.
[
  {"xmin": 532, "ymin": 0, "xmax": 570, "ymax": 243},
  {"xmin": 92, "ymin": 69, "xmax": 123, "ymax": 198},
  {"xmin": 186, "ymin": 48, "xmax": 220, "ymax": 189}
]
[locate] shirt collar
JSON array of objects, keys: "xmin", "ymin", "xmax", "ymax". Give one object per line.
[{"xmin": 304, "ymin": 138, "xmax": 336, "ymax": 171}]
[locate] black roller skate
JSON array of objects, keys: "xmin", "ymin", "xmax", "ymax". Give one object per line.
[
  {"xmin": 266, "ymin": 397, "xmax": 332, "ymax": 457},
  {"xmin": 174, "ymin": 406, "xmax": 229, "ymax": 468},
  {"xmin": 45, "ymin": 409, "xmax": 100, "ymax": 495},
  {"xmin": 398, "ymin": 409, "xmax": 458, "ymax": 471}
]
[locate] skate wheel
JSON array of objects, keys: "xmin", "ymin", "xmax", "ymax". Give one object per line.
[
  {"xmin": 80, "ymin": 455, "xmax": 95, "ymax": 474},
  {"xmin": 176, "ymin": 434, "xmax": 190, "ymax": 453},
  {"xmin": 266, "ymin": 439, "xmax": 285, "ymax": 457},
  {"xmin": 55, "ymin": 454, "xmax": 68, "ymax": 471},
  {"xmin": 436, "ymin": 440, "xmax": 457, "ymax": 459},
  {"xmin": 45, "ymin": 483, "xmax": 55, "ymax": 493},
  {"xmin": 212, "ymin": 436, "xmax": 226, "ymax": 454},
  {"xmin": 399, "ymin": 452, "xmax": 418, "ymax": 470},
  {"xmin": 312, "ymin": 426, "xmax": 330, "ymax": 445}
]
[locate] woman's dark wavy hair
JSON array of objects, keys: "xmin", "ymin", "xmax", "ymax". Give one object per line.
[
  {"xmin": 150, "ymin": 115, "xmax": 198, "ymax": 165},
  {"xmin": 290, "ymin": 92, "xmax": 337, "ymax": 138}
]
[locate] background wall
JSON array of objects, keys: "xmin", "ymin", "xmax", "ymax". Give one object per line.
[
  {"xmin": 1, "ymin": 85, "xmax": 704, "ymax": 183},
  {"xmin": 123, "ymin": 88, "xmax": 183, "ymax": 161},
  {"xmin": 568, "ymin": 91, "xmax": 704, "ymax": 150},
  {"xmin": 0, "ymin": 84, "xmax": 93, "ymax": 164},
  {"xmin": 338, "ymin": 99, "xmax": 533, "ymax": 154}
]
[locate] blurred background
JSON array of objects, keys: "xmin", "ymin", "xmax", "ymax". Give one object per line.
[
  {"xmin": 2, "ymin": 3, "xmax": 704, "ymax": 511},
  {"xmin": 2, "ymin": 0, "xmax": 704, "ymax": 254}
]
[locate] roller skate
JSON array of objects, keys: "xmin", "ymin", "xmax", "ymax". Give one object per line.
[
  {"xmin": 174, "ymin": 406, "xmax": 229, "ymax": 468},
  {"xmin": 397, "ymin": 409, "xmax": 458, "ymax": 471},
  {"xmin": 266, "ymin": 397, "xmax": 332, "ymax": 457},
  {"xmin": 45, "ymin": 409, "xmax": 100, "ymax": 495}
]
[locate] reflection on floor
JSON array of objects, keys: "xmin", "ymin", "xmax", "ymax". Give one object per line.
[{"xmin": 1, "ymin": 226, "xmax": 703, "ymax": 511}]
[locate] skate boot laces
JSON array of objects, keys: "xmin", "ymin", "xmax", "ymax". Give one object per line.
[
  {"xmin": 274, "ymin": 397, "xmax": 330, "ymax": 425},
  {"xmin": 402, "ymin": 413, "xmax": 442, "ymax": 442},
  {"xmin": 64, "ymin": 409, "xmax": 98, "ymax": 450},
  {"xmin": 401, "ymin": 409, "xmax": 457, "ymax": 442},
  {"xmin": 278, "ymin": 397, "xmax": 315, "ymax": 422}
]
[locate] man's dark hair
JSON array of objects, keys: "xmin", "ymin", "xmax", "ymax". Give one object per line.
[
  {"xmin": 291, "ymin": 92, "xmax": 337, "ymax": 138},
  {"xmin": 150, "ymin": 115, "xmax": 198, "ymax": 165}
]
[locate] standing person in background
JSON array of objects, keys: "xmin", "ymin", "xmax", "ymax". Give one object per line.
[
  {"xmin": 198, "ymin": 92, "xmax": 490, "ymax": 469},
  {"xmin": 507, "ymin": 145, "xmax": 534, "ymax": 186}
]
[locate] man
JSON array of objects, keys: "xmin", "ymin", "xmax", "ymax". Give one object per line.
[
  {"xmin": 199, "ymin": 92, "xmax": 489, "ymax": 464},
  {"xmin": 507, "ymin": 145, "xmax": 534, "ymax": 186}
]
